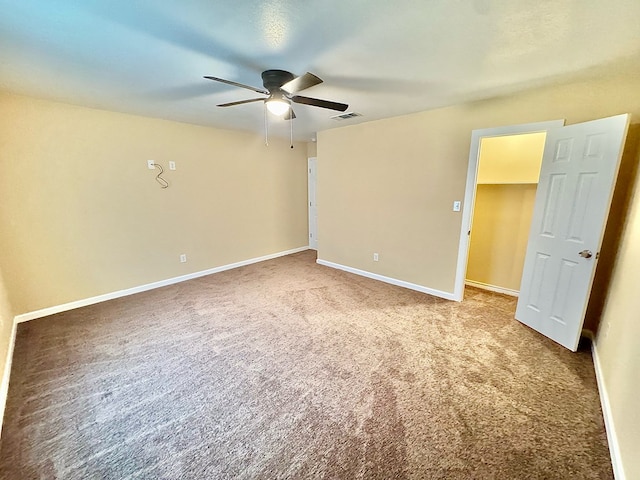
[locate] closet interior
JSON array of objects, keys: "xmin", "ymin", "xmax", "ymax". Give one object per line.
[{"xmin": 466, "ymin": 132, "xmax": 547, "ymax": 296}]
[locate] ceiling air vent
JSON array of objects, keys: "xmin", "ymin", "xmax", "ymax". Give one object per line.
[{"xmin": 330, "ymin": 112, "xmax": 362, "ymax": 121}]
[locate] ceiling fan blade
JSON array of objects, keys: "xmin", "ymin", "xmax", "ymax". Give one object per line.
[
  {"xmin": 204, "ymin": 76, "xmax": 268, "ymax": 95},
  {"xmin": 281, "ymin": 72, "xmax": 323, "ymax": 94},
  {"xmin": 284, "ymin": 109, "xmax": 296, "ymax": 120},
  {"xmin": 217, "ymin": 98, "xmax": 265, "ymax": 107},
  {"xmin": 292, "ymin": 95, "xmax": 348, "ymax": 112}
]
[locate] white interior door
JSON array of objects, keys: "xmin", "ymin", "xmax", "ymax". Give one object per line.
[
  {"xmin": 308, "ymin": 157, "xmax": 318, "ymax": 250},
  {"xmin": 516, "ymin": 114, "xmax": 630, "ymax": 351}
]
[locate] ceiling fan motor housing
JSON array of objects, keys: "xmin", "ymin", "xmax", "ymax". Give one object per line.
[{"xmin": 261, "ymin": 70, "xmax": 295, "ymax": 91}]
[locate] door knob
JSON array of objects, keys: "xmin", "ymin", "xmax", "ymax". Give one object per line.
[{"xmin": 578, "ymin": 250, "xmax": 593, "ymax": 259}]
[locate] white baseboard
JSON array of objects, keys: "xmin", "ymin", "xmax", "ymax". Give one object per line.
[
  {"xmin": 465, "ymin": 280, "xmax": 519, "ymax": 297},
  {"xmin": 316, "ymin": 259, "xmax": 457, "ymax": 301},
  {"xmin": 14, "ymin": 246, "xmax": 309, "ymax": 323},
  {"xmin": 0, "ymin": 319, "xmax": 18, "ymax": 438},
  {"xmin": 591, "ymin": 339, "xmax": 625, "ymax": 480}
]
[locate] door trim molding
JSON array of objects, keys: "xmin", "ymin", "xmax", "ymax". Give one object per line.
[{"xmin": 453, "ymin": 119, "xmax": 566, "ymax": 302}]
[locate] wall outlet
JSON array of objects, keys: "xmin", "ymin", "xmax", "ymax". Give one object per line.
[
  {"xmin": 180, "ymin": 254, "xmax": 187, "ymax": 263},
  {"xmin": 147, "ymin": 160, "xmax": 155, "ymax": 169},
  {"xmin": 169, "ymin": 161, "xmax": 176, "ymax": 170},
  {"xmin": 373, "ymin": 253, "xmax": 379, "ymax": 261},
  {"xmin": 453, "ymin": 200, "xmax": 461, "ymax": 212}
]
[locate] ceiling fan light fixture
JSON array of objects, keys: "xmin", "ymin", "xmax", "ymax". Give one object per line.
[
  {"xmin": 266, "ymin": 96, "xmax": 290, "ymax": 116},
  {"xmin": 205, "ymin": 70, "xmax": 348, "ymax": 121}
]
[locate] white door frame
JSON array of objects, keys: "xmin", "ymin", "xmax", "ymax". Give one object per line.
[
  {"xmin": 452, "ymin": 119, "xmax": 566, "ymax": 302},
  {"xmin": 308, "ymin": 157, "xmax": 318, "ymax": 250}
]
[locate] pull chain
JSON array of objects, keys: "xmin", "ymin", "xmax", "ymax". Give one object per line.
[
  {"xmin": 264, "ymin": 102, "xmax": 269, "ymax": 146},
  {"xmin": 290, "ymin": 111, "xmax": 293, "ymax": 149}
]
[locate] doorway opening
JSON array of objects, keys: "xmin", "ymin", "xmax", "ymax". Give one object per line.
[
  {"xmin": 452, "ymin": 120, "xmax": 565, "ymax": 302},
  {"xmin": 465, "ymin": 132, "xmax": 547, "ymax": 297}
]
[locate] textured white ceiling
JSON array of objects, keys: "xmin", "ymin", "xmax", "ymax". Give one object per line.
[{"xmin": 1, "ymin": 0, "xmax": 639, "ymax": 141}]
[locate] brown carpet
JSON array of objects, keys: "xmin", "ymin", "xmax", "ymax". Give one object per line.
[{"xmin": 0, "ymin": 250, "xmax": 612, "ymax": 479}]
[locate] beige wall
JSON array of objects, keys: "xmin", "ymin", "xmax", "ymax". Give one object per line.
[
  {"xmin": 318, "ymin": 108, "xmax": 469, "ymax": 291},
  {"xmin": 318, "ymin": 60, "xmax": 640, "ymax": 477},
  {"xmin": 466, "ymin": 184, "xmax": 536, "ymax": 291},
  {"xmin": 477, "ymin": 132, "xmax": 545, "ymax": 184},
  {"xmin": 318, "ymin": 64, "xmax": 640, "ymax": 293},
  {"xmin": 594, "ymin": 131, "xmax": 640, "ymax": 479},
  {"xmin": 0, "ymin": 92, "xmax": 309, "ymax": 315}
]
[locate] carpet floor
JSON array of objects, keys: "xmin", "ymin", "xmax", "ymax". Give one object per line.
[{"xmin": 0, "ymin": 250, "xmax": 612, "ymax": 479}]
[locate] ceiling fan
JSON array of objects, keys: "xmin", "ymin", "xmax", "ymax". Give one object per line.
[{"xmin": 204, "ymin": 69, "xmax": 348, "ymax": 120}]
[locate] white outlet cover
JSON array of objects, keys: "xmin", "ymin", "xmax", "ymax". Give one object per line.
[
  {"xmin": 453, "ymin": 201, "xmax": 461, "ymax": 212},
  {"xmin": 169, "ymin": 161, "xmax": 176, "ymax": 170},
  {"xmin": 147, "ymin": 160, "xmax": 155, "ymax": 169}
]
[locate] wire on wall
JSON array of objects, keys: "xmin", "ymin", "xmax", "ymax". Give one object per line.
[{"xmin": 154, "ymin": 163, "xmax": 169, "ymax": 189}]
